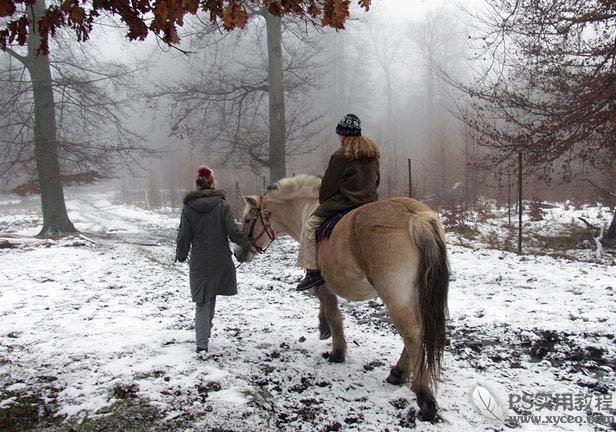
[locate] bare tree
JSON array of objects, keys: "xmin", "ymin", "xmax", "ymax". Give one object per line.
[
  {"xmin": 151, "ymin": 14, "xmax": 323, "ymax": 180},
  {"xmin": 1, "ymin": 1, "xmax": 149, "ymax": 236},
  {"xmin": 409, "ymin": 7, "xmax": 467, "ymax": 206},
  {"xmin": 457, "ymin": 0, "xmax": 616, "ymax": 241},
  {"xmin": 366, "ymin": 13, "xmax": 402, "ymax": 131}
]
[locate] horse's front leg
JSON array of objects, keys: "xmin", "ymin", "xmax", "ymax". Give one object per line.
[{"xmin": 314, "ymin": 285, "xmax": 346, "ymax": 363}]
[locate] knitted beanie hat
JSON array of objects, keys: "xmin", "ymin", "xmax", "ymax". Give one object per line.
[
  {"xmin": 196, "ymin": 165, "xmax": 215, "ymax": 189},
  {"xmin": 335, "ymin": 114, "xmax": 362, "ymax": 137}
]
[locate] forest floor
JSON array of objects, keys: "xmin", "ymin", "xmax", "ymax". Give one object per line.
[{"xmin": 0, "ymin": 191, "xmax": 615, "ymax": 431}]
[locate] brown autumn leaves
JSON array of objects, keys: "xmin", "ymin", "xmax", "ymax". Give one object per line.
[{"xmin": 0, "ymin": 0, "xmax": 371, "ymax": 54}]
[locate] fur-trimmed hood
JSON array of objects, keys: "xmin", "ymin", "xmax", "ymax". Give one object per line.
[{"xmin": 183, "ymin": 189, "xmax": 226, "ymax": 213}]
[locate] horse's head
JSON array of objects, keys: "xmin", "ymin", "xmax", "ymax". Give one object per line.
[{"xmin": 234, "ymin": 195, "xmax": 276, "ymax": 262}]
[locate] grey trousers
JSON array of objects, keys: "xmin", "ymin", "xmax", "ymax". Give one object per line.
[{"xmin": 195, "ymin": 296, "xmax": 216, "ymax": 352}]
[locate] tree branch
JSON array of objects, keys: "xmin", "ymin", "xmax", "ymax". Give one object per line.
[
  {"xmin": 583, "ymin": 178, "xmax": 616, "ymax": 200},
  {"xmin": 3, "ymin": 48, "xmax": 30, "ymax": 67}
]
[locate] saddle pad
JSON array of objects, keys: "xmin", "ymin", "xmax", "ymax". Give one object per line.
[{"xmin": 315, "ymin": 208, "xmax": 354, "ymax": 243}]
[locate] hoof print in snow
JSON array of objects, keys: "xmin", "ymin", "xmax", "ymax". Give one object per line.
[
  {"xmin": 196, "ymin": 381, "xmax": 222, "ymax": 401},
  {"xmin": 112, "ymin": 383, "xmax": 139, "ymax": 400},
  {"xmin": 344, "ymin": 415, "xmax": 362, "ymax": 424},
  {"xmin": 268, "ymin": 350, "xmax": 281, "ymax": 359},
  {"xmin": 576, "ymin": 379, "xmax": 610, "ymax": 394},
  {"xmin": 260, "ymin": 364, "xmax": 275, "ymax": 375},
  {"xmin": 299, "ymin": 398, "xmax": 321, "ymax": 407},
  {"xmin": 289, "ymin": 377, "xmax": 313, "ymax": 393},
  {"xmin": 529, "ymin": 330, "xmax": 560, "ymax": 361},
  {"xmin": 398, "ymin": 407, "xmax": 416, "ymax": 428},
  {"xmin": 37, "ymin": 375, "xmax": 58, "ymax": 383},
  {"xmin": 363, "ymin": 359, "xmax": 385, "ymax": 372},
  {"xmin": 321, "ymin": 421, "xmax": 343, "ymax": 431},
  {"xmin": 389, "ymin": 397, "xmax": 410, "ymax": 410},
  {"xmin": 300, "ymin": 408, "xmax": 319, "ymax": 422},
  {"xmin": 298, "ymin": 336, "xmax": 306, "ymax": 343}
]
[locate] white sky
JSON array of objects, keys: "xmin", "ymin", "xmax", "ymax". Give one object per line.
[{"xmin": 378, "ymin": 0, "xmax": 448, "ymax": 17}]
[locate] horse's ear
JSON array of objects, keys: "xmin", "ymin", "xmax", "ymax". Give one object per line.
[{"xmin": 243, "ymin": 195, "xmax": 262, "ymax": 208}]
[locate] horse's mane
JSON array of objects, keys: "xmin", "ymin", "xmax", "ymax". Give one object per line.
[{"xmin": 267, "ymin": 175, "xmax": 321, "ymax": 202}]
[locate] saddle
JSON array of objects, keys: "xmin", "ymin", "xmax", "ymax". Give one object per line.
[{"xmin": 315, "ymin": 208, "xmax": 354, "ymax": 243}]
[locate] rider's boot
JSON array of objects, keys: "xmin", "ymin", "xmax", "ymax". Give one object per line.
[{"xmin": 296, "ymin": 270, "xmax": 324, "ymax": 291}]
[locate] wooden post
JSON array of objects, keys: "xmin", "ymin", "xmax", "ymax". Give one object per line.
[
  {"xmin": 235, "ymin": 181, "xmax": 241, "ymax": 219},
  {"xmin": 518, "ymin": 151, "xmax": 523, "ymax": 255},
  {"xmin": 422, "ymin": 162, "xmax": 426, "ymax": 201},
  {"xmin": 408, "ymin": 158, "xmax": 414, "ymax": 198},
  {"xmin": 508, "ymin": 168, "xmax": 512, "ymax": 226}
]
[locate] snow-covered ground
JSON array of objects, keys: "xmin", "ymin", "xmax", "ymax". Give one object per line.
[
  {"xmin": 444, "ymin": 200, "xmax": 614, "ymax": 263},
  {"xmin": 0, "ymin": 192, "xmax": 615, "ymax": 431}
]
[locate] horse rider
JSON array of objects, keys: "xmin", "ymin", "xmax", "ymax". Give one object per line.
[{"xmin": 296, "ymin": 114, "xmax": 381, "ymax": 291}]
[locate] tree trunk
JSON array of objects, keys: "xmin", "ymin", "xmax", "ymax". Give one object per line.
[
  {"xmin": 606, "ymin": 208, "xmax": 616, "ymax": 240},
  {"xmin": 518, "ymin": 151, "xmax": 523, "ymax": 255},
  {"xmin": 27, "ymin": 0, "xmax": 76, "ymax": 236},
  {"xmin": 265, "ymin": 11, "xmax": 286, "ymax": 184}
]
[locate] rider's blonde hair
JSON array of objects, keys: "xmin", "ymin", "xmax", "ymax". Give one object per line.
[{"xmin": 342, "ymin": 136, "xmax": 381, "ymax": 160}]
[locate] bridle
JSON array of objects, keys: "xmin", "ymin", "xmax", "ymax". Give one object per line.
[{"xmin": 246, "ymin": 207, "xmax": 276, "ymax": 254}]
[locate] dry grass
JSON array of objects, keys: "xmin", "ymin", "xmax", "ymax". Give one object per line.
[
  {"xmin": 448, "ymin": 224, "xmax": 480, "ymax": 240},
  {"xmin": 529, "ymin": 224, "xmax": 593, "ymax": 252}
]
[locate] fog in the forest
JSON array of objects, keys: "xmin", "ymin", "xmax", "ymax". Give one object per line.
[{"xmin": 1, "ymin": 0, "xmax": 609, "ymax": 216}]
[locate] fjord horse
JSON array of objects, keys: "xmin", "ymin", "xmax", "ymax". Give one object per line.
[{"xmin": 235, "ymin": 175, "xmax": 449, "ymax": 421}]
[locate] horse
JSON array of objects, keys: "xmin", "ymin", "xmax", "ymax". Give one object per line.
[{"xmin": 234, "ymin": 175, "xmax": 449, "ymax": 421}]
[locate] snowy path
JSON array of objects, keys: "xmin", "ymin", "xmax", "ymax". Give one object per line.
[{"xmin": 0, "ymin": 193, "xmax": 615, "ymax": 431}]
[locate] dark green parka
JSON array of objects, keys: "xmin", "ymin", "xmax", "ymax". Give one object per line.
[
  {"xmin": 176, "ymin": 189, "xmax": 252, "ymax": 303},
  {"xmin": 315, "ymin": 142, "xmax": 380, "ymax": 219}
]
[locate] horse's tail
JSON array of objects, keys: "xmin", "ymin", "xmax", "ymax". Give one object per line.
[{"xmin": 408, "ymin": 211, "xmax": 449, "ymax": 387}]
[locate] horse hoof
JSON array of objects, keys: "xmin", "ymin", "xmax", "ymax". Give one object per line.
[
  {"xmin": 386, "ymin": 366, "xmax": 406, "ymax": 385},
  {"xmin": 328, "ymin": 351, "xmax": 345, "ymax": 363},
  {"xmin": 416, "ymin": 392, "xmax": 438, "ymax": 422}
]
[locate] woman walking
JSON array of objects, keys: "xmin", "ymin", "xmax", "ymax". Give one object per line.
[{"xmin": 176, "ymin": 166, "xmax": 252, "ymax": 355}]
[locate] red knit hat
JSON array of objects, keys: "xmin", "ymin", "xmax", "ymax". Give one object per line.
[
  {"xmin": 196, "ymin": 165, "xmax": 215, "ymax": 189},
  {"xmin": 198, "ymin": 166, "xmax": 212, "ymax": 178}
]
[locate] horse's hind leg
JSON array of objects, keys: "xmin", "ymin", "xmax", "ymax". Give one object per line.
[
  {"xmin": 386, "ymin": 347, "xmax": 410, "ymax": 385},
  {"xmin": 386, "ymin": 302, "xmax": 437, "ymax": 421},
  {"xmin": 314, "ymin": 285, "xmax": 346, "ymax": 363},
  {"xmin": 318, "ymin": 304, "xmax": 331, "ymax": 340}
]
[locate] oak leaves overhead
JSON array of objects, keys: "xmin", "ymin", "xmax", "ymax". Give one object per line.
[{"xmin": 0, "ymin": 0, "xmax": 371, "ymax": 54}]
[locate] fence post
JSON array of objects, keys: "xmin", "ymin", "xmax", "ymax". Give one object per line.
[{"xmin": 408, "ymin": 158, "xmax": 414, "ymax": 198}]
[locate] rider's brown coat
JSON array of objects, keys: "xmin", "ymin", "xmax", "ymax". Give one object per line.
[{"xmin": 315, "ymin": 143, "xmax": 380, "ymax": 219}]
